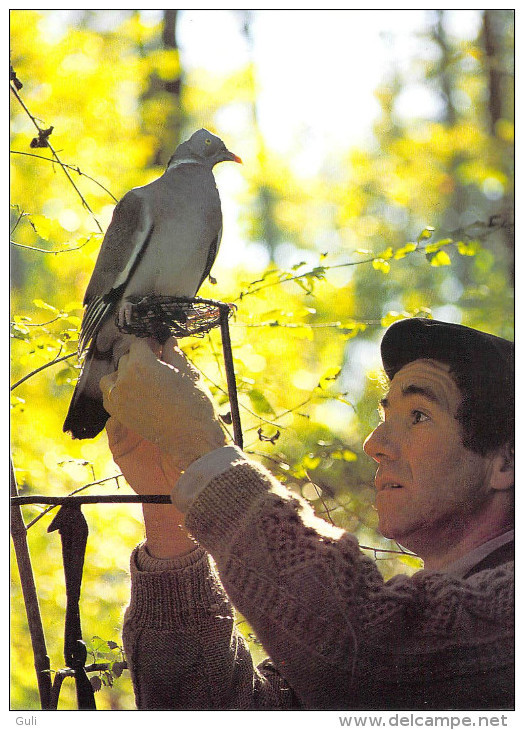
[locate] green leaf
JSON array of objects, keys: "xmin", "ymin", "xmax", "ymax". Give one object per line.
[
  {"xmin": 33, "ymin": 298, "xmax": 57, "ymax": 312},
  {"xmin": 294, "ymin": 277, "xmax": 315, "ymax": 294},
  {"xmin": 291, "ymin": 261, "xmax": 308, "ymax": 271},
  {"xmin": 247, "ymin": 389, "xmax": 275, "ymax": 415},
  {"xmin": 66, "ymin": 314, "xmax": 82, "ymax": 327},
  {"xmin": 28, "ymin": 214, "xmax": 55, "ymax": 241},
  {"xmin": 310, "ymin": 265, "xmax": 326, "ymax": 279},
  {"xmin": 11, "ymin": 322, "xmax": 30, "ymax": 338},
  {"xmin": 397, "ymin": 554, "xmax": 424, "ymax": 570}
]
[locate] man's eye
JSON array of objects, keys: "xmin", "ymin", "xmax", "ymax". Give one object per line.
[{"xmin": 412, "ymin": 410, "xmax": 429, "ymax": 424}]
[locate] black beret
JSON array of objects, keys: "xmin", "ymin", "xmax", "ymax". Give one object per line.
[{"xmin": 381, "ymin": 317, "xmax": 513, "ymax": 384}]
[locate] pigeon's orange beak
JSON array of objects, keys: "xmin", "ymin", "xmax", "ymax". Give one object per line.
[{"xmin": 227, "ymin": 151, "xmax": 243, "ymax": 164}]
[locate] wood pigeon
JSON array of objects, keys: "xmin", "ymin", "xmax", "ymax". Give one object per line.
[{"xmin": 63, "ymin": 129, "xmax": 242, "ymax": 439}]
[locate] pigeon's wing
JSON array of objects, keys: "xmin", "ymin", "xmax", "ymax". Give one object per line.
[
  {"xmin": 196, "ymin": 224, "xmax": 222, "ymax": 292},
  {"xmin": 78, "ymin": 190, "xmax": 153, "ymax": 354}
]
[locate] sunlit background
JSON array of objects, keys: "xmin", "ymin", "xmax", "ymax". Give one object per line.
[{"xmin": 10, "ymin": 9, "xmax": 514, "ymax": 712}]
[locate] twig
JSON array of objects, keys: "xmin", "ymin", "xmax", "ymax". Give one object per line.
[
  {"xmin": 11, "ymin": 315, "xmax": 63, "ymax": 327},
  {"xmin": 234, "ymin": 219, "xmax": 510, "ymax": 302},
  {"xmin": 10, "ymin": 238, "xmax": 94, "ymax": 255},
  {"xmin": 25, "ymin": 474, "xmax": 125, "ymax": 529},
  {"xmin": 10, "ymin": 80, "xmax": 103, "ymax": 233},
  {"xmin": 360, "ymin": 544, "xmax": 420, "ymax": 558},
  {"xmin": 306, "ymin": 476, "xmax": 336, "ymax": 526},
  {"xmin": 10, "ymin": 208, "xmax": 25, "ymax": 236},
  {"xmin": 10, "ymin": 150, "xmax": 118, "ymax": 202},
  {"xmin": 10, "ymin": 352, "xmax": 76, "ymax": 392},
  {"xmin": 234, "ymin": 258, "xmax": 376, "ymax": 300}
]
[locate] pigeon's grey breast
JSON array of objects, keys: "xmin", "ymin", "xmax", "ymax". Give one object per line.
[{"xmin": 123, "ymin": 163, "xmax": 223, "ymax": 299}]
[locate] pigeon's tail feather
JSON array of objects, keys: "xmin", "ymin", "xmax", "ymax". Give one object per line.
[
  {"xmin": 63, "ymin": 348, "xmax": 114, "ymax": 439},
  {"xmin": 63, "ymin": 392, "xmax": 109, "ymax": 439}
]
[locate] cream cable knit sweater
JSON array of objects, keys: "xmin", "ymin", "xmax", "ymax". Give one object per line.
[{"xmin": 122, "ymin": 459, "xmax": 514, "ymax": 710}]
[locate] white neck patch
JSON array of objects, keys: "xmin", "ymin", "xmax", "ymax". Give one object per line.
[{"xmin": 167, "ymin": 157, "xmax": 200, "ymax": 170}]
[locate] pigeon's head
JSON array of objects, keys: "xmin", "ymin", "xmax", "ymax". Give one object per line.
[{"xmin": 169, "ymin": 129, "xmax": 242, "ymax": 169}]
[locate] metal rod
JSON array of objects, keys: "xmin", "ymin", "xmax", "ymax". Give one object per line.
[
  {"xmin": 219, "ymin": 305, "xmax": 243, "ymax": 449},
  {"xmin": 10, "ymin": 459, "xmax": 53, "ymax": 709},
  {"xmin": 12, "ymin": 494, "xmax": 172, "ymax": 506}
]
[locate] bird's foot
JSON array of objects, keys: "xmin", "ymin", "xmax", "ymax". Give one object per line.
[{"xmin": 117, "ymin": 301, "xmax": 135, "ymax": 329}]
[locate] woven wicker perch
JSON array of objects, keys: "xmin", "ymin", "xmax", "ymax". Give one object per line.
[{"xmin": 116, "ymin": 295, "xmax": 235, "ymax": 341}]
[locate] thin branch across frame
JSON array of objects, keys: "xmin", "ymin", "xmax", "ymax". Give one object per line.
[{"xmin": 10, "ymin": 78, "xmax": 104, "ymax": 233}]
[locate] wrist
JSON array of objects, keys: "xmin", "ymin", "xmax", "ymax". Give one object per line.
[{"xmin": 142, "ymin": 504, "xmax": 196, "ymax": 558}]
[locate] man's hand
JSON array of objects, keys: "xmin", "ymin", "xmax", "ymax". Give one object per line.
[
  {"xmin": 100, "ymin": 337, "xmax": 227, "ymax": 473},
  {"xmin": 106, "ymin": 417, "xmax": 181, "ymax": 495},
  {"xmin": 106, "ymin": 417, "xmax": 197, "ymax": 557},
  {"xmin": 102, "ymin": 337, "xmax": 227, "ymax": 558}
]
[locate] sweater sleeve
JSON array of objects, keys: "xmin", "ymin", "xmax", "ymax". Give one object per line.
[
  {"xmin": 183, "ymin": 459, "xmax": 514, "ymax": 710},
  {"xmin": 123, "ymin": 457, "xmax": 513, "ymax": 710},
  {"xmin": 122, "ymin": 543, "xmax": 299, "ymax": 709}
]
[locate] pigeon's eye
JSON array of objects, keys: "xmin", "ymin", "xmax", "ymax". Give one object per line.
[{"xmin": 205, "ymin": 138, "xmax": 212, "ymax": 146}]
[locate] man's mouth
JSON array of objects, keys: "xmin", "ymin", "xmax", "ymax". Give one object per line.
[{"xmin": 376, "ymin": 480, "xmax": 404, "ymax": 492}]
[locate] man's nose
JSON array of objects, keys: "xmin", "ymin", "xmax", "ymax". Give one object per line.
[{"xmin": 363, "ymin": 421, "xmax": 399, "ymax": 463}]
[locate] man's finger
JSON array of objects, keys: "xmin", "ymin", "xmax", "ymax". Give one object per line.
[
  {"xmin": 106, "ymin": 416, "xmax": 145, "ymax": 459},
  {"xmin": 100, "ymin": 371, "xmax": 118, "ymax": 411},
  {"xmin": 127, "ymin": 338, "xmax": 159, "ymax": 366},
  {"xmin": 105, "ymin": 416, "xmax": 127, "ymax": 446},
  {"xmin": 160, "ymin": 340, "xmax": 200, "ymax": 382}
]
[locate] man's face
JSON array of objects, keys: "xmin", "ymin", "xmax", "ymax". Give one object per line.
[{"xmin": 363, "ymin": 359, "xmax": 496, "ymax": 556}]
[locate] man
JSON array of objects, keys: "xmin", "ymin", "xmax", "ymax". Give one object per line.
[{"xmin": 100, "ymin": 318, "xmax": 514, "ymax": 710}]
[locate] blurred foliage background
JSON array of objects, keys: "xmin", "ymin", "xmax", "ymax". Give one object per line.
[{"xmin": 10, "ymin": 9, "xmax": 514, "ymax": 710}]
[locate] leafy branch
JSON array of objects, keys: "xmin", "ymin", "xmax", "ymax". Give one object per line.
[{"xmin": 234, "ymin": 217, "xmax": 511, "ymax": 301}]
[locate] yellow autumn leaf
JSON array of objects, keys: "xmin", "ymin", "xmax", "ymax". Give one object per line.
[
  {"xmin": 372, "ymin": 258, "xmax": 391, "ymax": 274},
  {"xmin": 394, "ymin": 242, "xmax": 418, "ymax": 259},
  {"xmin": 429, "ymin": 250, "xmax": 451, "ymax": 267}
]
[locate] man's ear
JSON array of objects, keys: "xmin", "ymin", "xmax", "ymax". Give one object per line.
[{"xmin": 489, "ymin": 443, "xmax": 514, "ymax": 491}]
